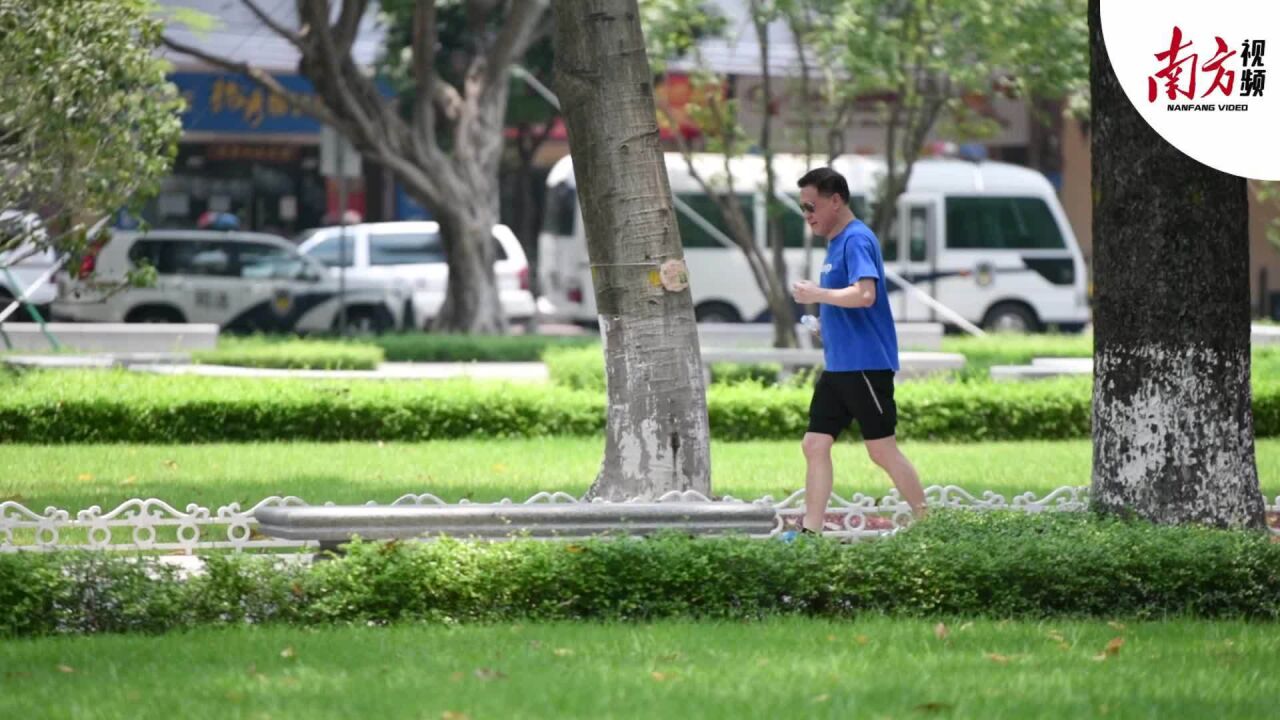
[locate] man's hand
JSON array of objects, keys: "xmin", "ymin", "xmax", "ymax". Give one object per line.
[{"xmin": 791, "ymin": 280, "xmax": 824, "ymax": 305}]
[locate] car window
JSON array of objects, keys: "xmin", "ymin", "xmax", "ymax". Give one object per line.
[
  {"xmin": 492, "ymin": 236, "xmax": 508, "ymax": 261},
  {"xmin": 163, "ymin": 241, "xmax": 235, "ymax": 277},
  {"xmin": 236, "ymin": 242, "xmax": 310, "ymax": 279},
  {"xmin": 369, "ymin": 231, "xmax": 444, "ymax": 266},
  {"xmin": 945, "ymin": 197, "xmax": 1067, "ymax": 250},
  {"xmin": 303, "ymin": 234, "xmax": 355, "ymax": 268},
  {"xmin": 675, "ymin": 193, "xmax": 753, "ymax": 249}
]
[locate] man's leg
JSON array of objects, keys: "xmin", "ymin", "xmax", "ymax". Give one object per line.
[
  {"xmin": 801, "ymin": 432, "xmax": 836, "ymax": 532},
  {"xmin": 865, "ymin": 435, "xmax": 926, "ymax": 517}
]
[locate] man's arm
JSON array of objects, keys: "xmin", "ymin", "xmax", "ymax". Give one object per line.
[{"xmin": 819, "ymin": 277, "xmax": 877, "ymax": 308}]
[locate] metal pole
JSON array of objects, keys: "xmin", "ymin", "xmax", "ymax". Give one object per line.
[{"xmin": 337, "ymin": 140, "xmax": 348, "ymax": 337}]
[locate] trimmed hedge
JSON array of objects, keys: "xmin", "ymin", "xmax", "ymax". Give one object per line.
[
  {"xmin": 545, "ymin": 346, "xmax": 806, "ymax": 390},
  {"xmin": 547, "ymin": 342, "xmax": 1280, "ymax": 389},
  {"xmin": 3, "ymin": 512, "xmax": 1279, "ymax": 637},
  {"xmin": 3, "ymin": 370, "xmax": 1278, "ymax": 443},
  {"xmin": 193, "ymin": 338, "xmax": 384, "ymax": 370},
  {"xmin": 941, "ymin": 334, "xmax": 1092, "ymax": 381},
  {"xmin": 374, "ymin": 333, "xmax": 596, "ymax": 362}
]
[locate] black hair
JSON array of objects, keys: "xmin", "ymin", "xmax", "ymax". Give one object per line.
[{"xmin": 796, "ymin": 167, "xmax": 850, "ymax": 204}]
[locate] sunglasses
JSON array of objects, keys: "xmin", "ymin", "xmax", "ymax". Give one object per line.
[{"xmin": 800, "ymin": 202, "xmax": 817, "ymax": 214}]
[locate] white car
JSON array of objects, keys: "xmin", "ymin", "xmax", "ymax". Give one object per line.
[
  {"xmin": 0, "ymin": 211, "xmax": 58, "ymax": 318},
  {"xmin": 296, "ymin": 221, "xmax": 535, "ymax": 330},
  {"xmin": 52, "ymin": 230, "xmax": 407, "ymax": 334}
]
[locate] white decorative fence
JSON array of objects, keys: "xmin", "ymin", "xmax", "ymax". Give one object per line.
[{"xmin": 2, "ymin": 487, "xmax": 1276, "ymax": 553}]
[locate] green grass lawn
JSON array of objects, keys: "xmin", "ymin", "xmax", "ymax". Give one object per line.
[
  {"xmin": 3, "ymin": 439, "xmax": 1279, "ymax": 511},
  {"xmin": 2, "ymin": 617, "xmax": 1277, "ymax": 719}
]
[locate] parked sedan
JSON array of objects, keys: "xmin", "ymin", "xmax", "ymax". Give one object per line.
[{"xmin": 296, "ymin": 221, "xmax": 535, "ymax": 329}]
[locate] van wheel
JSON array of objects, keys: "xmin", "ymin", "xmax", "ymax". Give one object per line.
[
  {"xmin": 338, "ymin": 306, "xmax": 393, "ymax": 336},
  {"xmin": 126, "ymin": 306, "xmax": 185, "ymax": 324},
  {"xmin": 982, "ymin": 302, "xmax": 1039, "ymax": 333},
  {"xmin": 695, "ymin": 301, "xmax": 741, "ymax": 323}
]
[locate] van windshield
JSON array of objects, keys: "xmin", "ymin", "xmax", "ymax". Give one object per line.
[{"xmin": 543, "ymin": 183, "xmax": 577, "ymax": 236}]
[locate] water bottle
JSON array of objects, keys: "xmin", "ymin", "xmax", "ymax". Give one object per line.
[{"xmin": 800, "ymin": 314, "xmax": 820, "ymax": 334}]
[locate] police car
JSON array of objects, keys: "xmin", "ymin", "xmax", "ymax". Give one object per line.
[
  {"xmin": 52, "ymin": 230, "xmax": 407, "ymax": 334},
  {"xmin": 0, "ymin": 210, "xmax": 58, "ymax": 319}
]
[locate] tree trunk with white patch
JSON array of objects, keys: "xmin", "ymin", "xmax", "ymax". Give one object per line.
[
  {"xmin": 552, "ymin": 0, "xmax": 711, "ymax": 501},
  {"xmin": 1089, "ymin": 0, "xmax": 1264, "ymax": 529}
]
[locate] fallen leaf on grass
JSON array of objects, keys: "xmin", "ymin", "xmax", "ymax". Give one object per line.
[
  {"xmin": 1047, "ymin": 630, "xmax": 1071, "ymax": 650},
  {"xmin": 650, "ymin": 671, "xmax": 677, "ymax": 682},
  {"xmin": 1092, "ymin": 637, "xmax": 1125, "ymax": 661},
  {"xmin": 77, "ymin": 473, "xmax": 93, "ymax": 482},
  {"xmin": 473, "ymin": 667, "xmax": 506, "ymax": 681},
  {"xmin": 56, "ymin": 665, "xmax": 75, "ymax": 674},
  {"xmin": 915, "ymin": 702, "xmax": 954, "ymax": 714},
  {"xmin": 553, "ymin": 648, "xmax": 574, "ymax": 657},
  {"xmin": 163, "ymin": 460, "xmax": 179, "ymax": 470},
  {"xmin": 1107, "ymin": 621, "xmax": 1126, "ymax": 631},
  {"xmin": 855, "ymin": 635, "xmax": 870, "ymax": 645},
  {"xmin": 985, "ymin": 653, "xmax": 1011, "ymax": 664},
  {"xmin": 280, "ymin": 646, "xmax": 296, "ymax": 660},
  {"xmin": 812, "ymin": 694, "xmax": 831, "ymax": 703},
  {"xmin": 441, "ymin": 712, "xmax": 470, "ymax": 720},
  {"xmin": 934, "ymin": 623, "xmax": 950, "ymax": 640}
]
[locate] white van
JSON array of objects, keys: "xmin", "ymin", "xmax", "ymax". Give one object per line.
[{"xmin": 536, "ymin": 152, "xmax": 1090, "ymax": 332}]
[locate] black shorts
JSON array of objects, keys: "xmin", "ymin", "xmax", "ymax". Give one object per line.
[{"xmin": 807, "ymin": 370, "xmax": 897, "ymax": 441}]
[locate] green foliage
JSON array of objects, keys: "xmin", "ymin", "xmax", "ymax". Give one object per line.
[
  {"xmin": 4, "ymin": 369, "xmax": 1278, "ymax": 443},
  {"xmin": 4, "ymin": 512, "xmax": 1280, "ymax": 636},
  {"xmin": 194, "ymin": 337, "xmax": 385, "ymax": 371},
  {"xmin": 375, "ymin": 333, "xmax": 596, "ymax": 362},
  {"xmin": 0, "ymin": 0, "xmax": 181, "ymax": 260},
  {"xmin": 1254, "ymin": 181, "xmax": 1280, "ymax": 253}
]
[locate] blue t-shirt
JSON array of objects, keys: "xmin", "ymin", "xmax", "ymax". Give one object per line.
[{"xmin": 819, "ymin": 219, "xmax": 899, "ymax": 372}]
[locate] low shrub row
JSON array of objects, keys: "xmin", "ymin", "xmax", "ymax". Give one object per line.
[
  {"xmin": 3, "ymin": 512, "xmax": 1277, "ymax": 637},
  {"xmin": 3, "ymin": 370, "xmax": 1278, "ymax": 443},
  {"xmin": 373, "ymin": 333, "xmax": 596, "ymax": 362},
  {"xmin": 194, "ymin": 338, "xmax": 384, "ymax": 370},
  {"xmin": 544, "ymin": 343, "xmax": 1280, "ymax": 389}
]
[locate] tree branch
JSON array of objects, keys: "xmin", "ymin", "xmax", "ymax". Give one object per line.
[
  {"xmin": 412, "ymin": 0, "xmax": 439, "ymax": 158},
  {"xmin": 332, "ymin": 0, "xmax": 370, "ymax": 58},
  {"xmin": 160, "ymin": 34, "xmax": 338, "ymax": 127},
  {"xmin": 237, "ymin": 0, "xmax": 303, "ymax": 47},
  {"xmin": 483, "ymin": 0, "xmax": 550, "ymax": 95}
]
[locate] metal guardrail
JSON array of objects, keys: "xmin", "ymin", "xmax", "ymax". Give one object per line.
[{"xmin": 7, "ymin": 486, "xmax": 1270, "ymax": 554}]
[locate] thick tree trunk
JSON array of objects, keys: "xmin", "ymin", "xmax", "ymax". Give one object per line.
[
  {"xmin": 433, "ymin": 200, "xmax": 506, "ymax": 334},
  {"xmin": 1088, "ymin": 0, "xmax": 1264, "ymax": 529},
  {"xmin": 552, "ymin": 0, "xmax": 711, "ymax": 501},
  {"xmin": 431, "ymin": 77, "xmax": 512, "ymax": 333}
]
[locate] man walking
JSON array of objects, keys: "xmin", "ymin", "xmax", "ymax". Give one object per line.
[{"xmin": 789, "ymin": 167, "xmax": 926, "ymax": 535}]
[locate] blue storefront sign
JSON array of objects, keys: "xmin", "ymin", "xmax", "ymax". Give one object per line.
[{"xmin": 170, "ymin": 72, "xmax": 322, "ymax": 134}]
